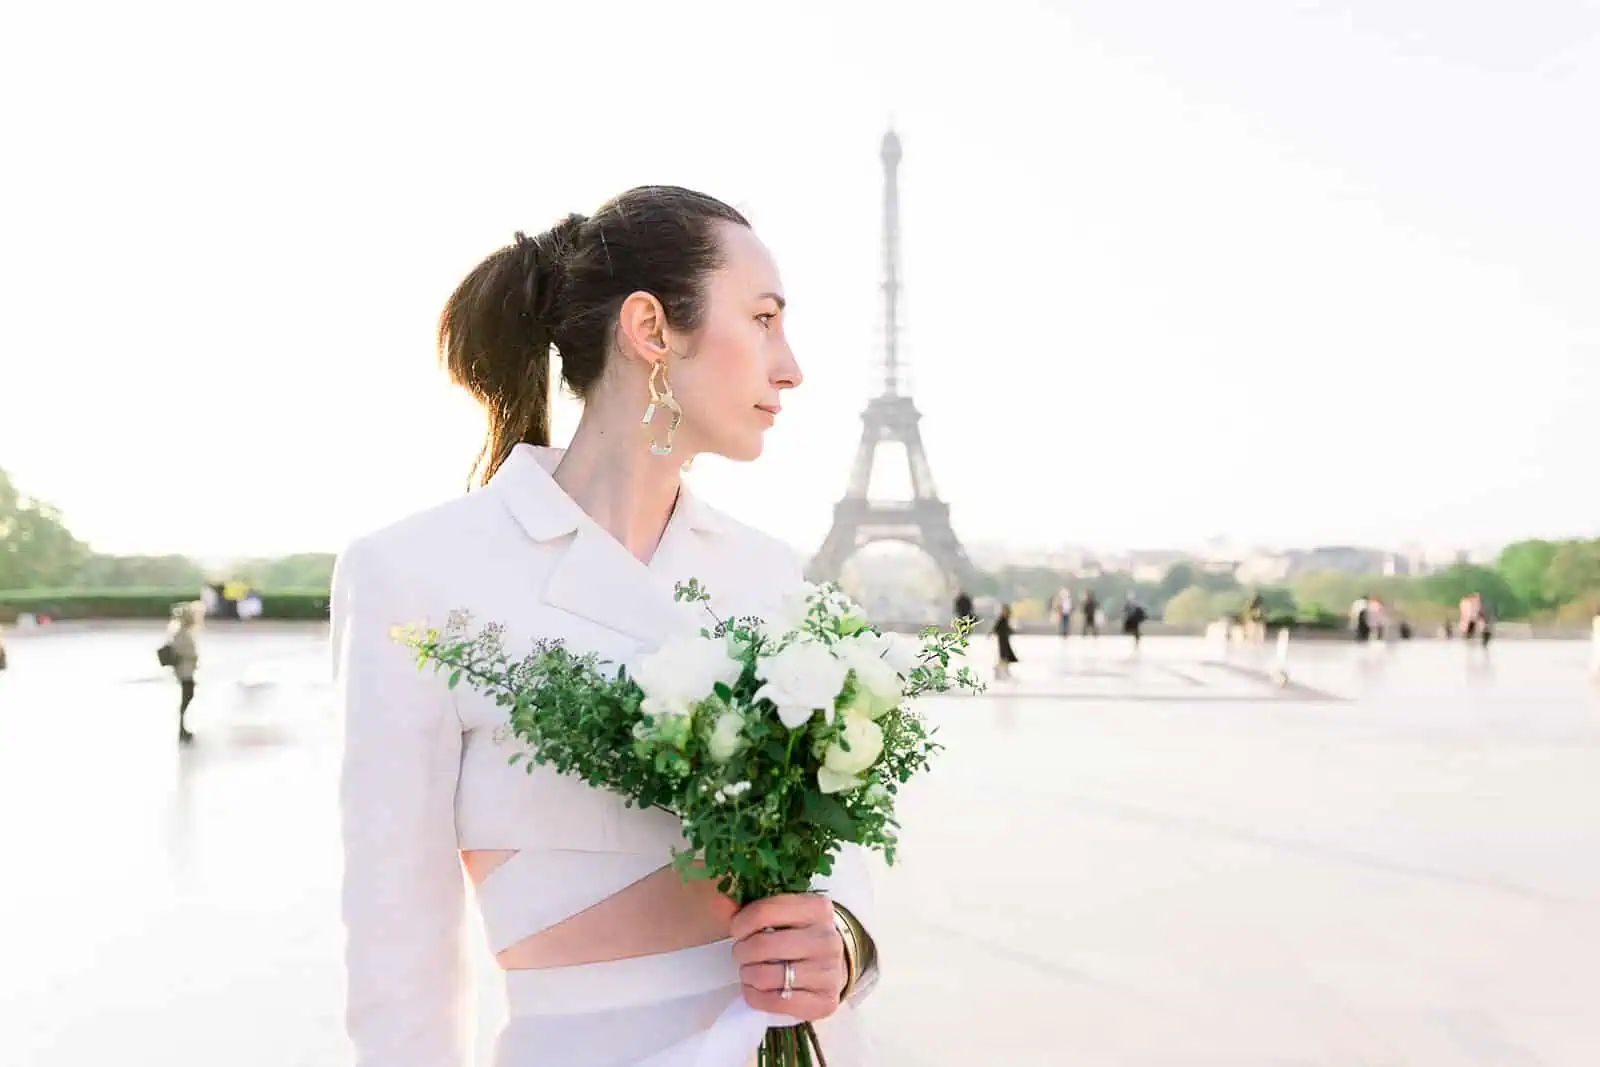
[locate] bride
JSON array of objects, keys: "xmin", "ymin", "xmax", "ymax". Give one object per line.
[{"xmin": 331, "ymin": 186, "xmax": 879, "ymax": 1067}]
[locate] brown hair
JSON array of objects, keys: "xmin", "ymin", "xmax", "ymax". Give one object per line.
[{"xmin": 438, "ymin": 186, "xmax": 750, "ymax": 487}]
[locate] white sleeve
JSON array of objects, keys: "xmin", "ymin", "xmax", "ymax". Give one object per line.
[
  {"xmin": 812, "ymin": 840, "xmax": 877, "ymax": 941},
  {"xmin": 331, "ymin": 539, "xmax": 471, "ymax": 1067}
]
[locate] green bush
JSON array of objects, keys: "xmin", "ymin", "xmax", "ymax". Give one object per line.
[{"xmin": 0, "ymin": 587, "xmax": 329, "ymax": 623}]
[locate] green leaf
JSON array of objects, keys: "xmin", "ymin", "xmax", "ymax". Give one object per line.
[
  {"xmin": 448, "ymin": 668, "xmax": 463, "ymax": 689},
  {"xmin": 801, "ymin": 791, "xmax": 857, "ymax": 838}
]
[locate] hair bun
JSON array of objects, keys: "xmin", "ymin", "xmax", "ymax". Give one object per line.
[{"xmin": 513, "ymin": 214, "xmax": 587, "ymax": 329}]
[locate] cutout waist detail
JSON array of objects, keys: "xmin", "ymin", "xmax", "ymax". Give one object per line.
[
  {"xmin": 462, "ymin": 849, "xmax": 740, "ymax": 971},
  {"xmin": 502, "ymin": 939, "xmax": 739, "ymax": 1017}
]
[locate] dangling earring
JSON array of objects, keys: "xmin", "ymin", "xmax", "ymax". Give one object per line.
[{"xmin": 642, "ymin": 359, "xmax": 682, "ymax": 456}]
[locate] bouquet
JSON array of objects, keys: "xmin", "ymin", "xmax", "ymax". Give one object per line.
[{"xmin": 397, "ymin": 578, "xmax": 982, "ymax": 1067}]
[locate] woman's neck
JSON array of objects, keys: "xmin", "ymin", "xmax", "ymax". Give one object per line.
[{"xmin": 554, "ymin": 393, "xmax": 689, "ymax": 563}]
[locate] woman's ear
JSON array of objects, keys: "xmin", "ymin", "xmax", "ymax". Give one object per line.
[{"xmin": 617, "ymin": 290, "xmax": 671, "ymax": 365}]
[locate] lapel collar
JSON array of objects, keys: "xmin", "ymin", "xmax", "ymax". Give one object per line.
[
  {"xmin": 486, "ymin": 444, "xmax": 720, "ymax": 647},
  {"xmin": 539, "ymin": 523, "xmax": 684, "ymax": 645}
]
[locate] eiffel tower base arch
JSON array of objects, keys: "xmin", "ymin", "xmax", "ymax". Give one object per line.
[{"xmin": 806, "ymin": 498, "xmax": 981, "ymax": 596}]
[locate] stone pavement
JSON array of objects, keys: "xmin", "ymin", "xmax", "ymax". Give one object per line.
[{"xmin": 1, "ymin": 627, "xmax": 1597, "ymax": 1066}]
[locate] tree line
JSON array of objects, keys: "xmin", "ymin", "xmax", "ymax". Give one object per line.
[
  {"xmin": 977, "ymin": 541, "xmax": 1600, "ymax": 629},
  {"xmin": 5, "ymin": 465, "xmax": 1596, "ymax": 627},
  {"xmin": 1, "ymin": 467, "xmax": 335, "ymax": 594}
]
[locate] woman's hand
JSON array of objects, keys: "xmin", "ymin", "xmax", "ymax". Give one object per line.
[{"xmin": 730, "ymin": 893, "xmax": 846, "ymax": 1021}]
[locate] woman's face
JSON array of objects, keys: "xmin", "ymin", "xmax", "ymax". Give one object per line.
[{"xmin": 667, "ymin": 223, "xmax": 803, "ymax": 462}]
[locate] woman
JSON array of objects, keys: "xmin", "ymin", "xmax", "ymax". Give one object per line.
[
  {"xmin": 332, "ymin": 187, "xmax": 880, "ymax": 1067},
  {"xmin": 168, "ymin": 600, "xmax": 201, "ymax": 743},
  {"xmin": 993, "ymin": 603, "xmax": 1018, "ymax": 679}
]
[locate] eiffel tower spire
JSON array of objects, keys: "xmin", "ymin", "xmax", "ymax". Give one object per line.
[
  {"xmin": 879, "ymin": 128, "xmax": 905, "ymax": 398},
  {"xmin": 806, "ymin": 129, "xmax": 979, "ymax": 594}
]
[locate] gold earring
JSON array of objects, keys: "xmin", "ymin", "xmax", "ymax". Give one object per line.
[{"xmin": 642, "ymin": 360, "xmax": 682, "ymax": 456}]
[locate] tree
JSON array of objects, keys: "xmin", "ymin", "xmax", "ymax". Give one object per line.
[
  {"xmin": 0, "ymin": 467, "xmax": 90, "ymax": 590},
  {"xmin": 1162, "ymin": 586, "xmax": 1220, "ymax": 623},
  {"xmin": 1543, "ymin": 540, "xmax": 1600, "ymax": 607},
  {"xmin": 1158, "ymin": 563, "xmax": 1237, "ymax": 601},
  {"xmin": 1417, "ymin": 564, "xmax": 1522, "ymax": 619},
  {"xmin": 74, "ymin": 553, "xmax": 207, "ymax": 590},
  {"xmin": 231, "ymin": 552, "xmax": 338, "ymax": 591},
  {"xmin": 1495, "ymin": 540, "xmax": 1560, "ymax": 612}
]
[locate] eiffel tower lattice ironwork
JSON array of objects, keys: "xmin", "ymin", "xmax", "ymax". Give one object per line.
[{"xmin": 806, "ymin": 129, "xmax": 979, "ymax": 593}]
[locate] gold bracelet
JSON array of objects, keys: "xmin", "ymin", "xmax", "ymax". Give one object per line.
[{"xmin": 831, "ymin": 903, "xmax": 861, "ymax": 1000}]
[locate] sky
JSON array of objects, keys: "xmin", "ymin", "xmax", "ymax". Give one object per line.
[{"xmin": 1, "ymin": 0, "xmax": 1595, "ymax": 561}]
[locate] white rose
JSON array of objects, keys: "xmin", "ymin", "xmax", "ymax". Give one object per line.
[
  {"xmin": 817, "ymin": 716, "xmax": 884, "ymax": 794},
  {"xmin": 836, "ymin": 636, "xmax": 904, "ymax": 720},
  {"xmin": 853, "ymin": 630, "xmax": 923, "ymax": 676},
  {"xmin": 706, "ymin": 709, "xmax": 746, "ymax": 763},
  {"xmin": 759, "ymin": 582, "xmax": 818, "ymax": 640},
  {"xmin": 753, "ymin": 639, "xmax": 850, "ymax": 730},
  {"xmin": 631, "ymin": 633, "xmax": 743, "ymax": 720}
]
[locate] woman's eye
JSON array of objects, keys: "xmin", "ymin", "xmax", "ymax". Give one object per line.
[{"xmin": 756, "ymin": 313, "xmax": 776, "ymax": 329}]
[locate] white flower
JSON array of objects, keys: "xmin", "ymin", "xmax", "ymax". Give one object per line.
[
  {"xmin": 753, "ymin": 639, "xmax": 850, "ymax": 730},
  {"xmin": 817, "ymin": 716, "xmax": 884, "ymax": 794},
  {"xmin": 706, "ymin": 709, "xmax": 747, "ymax": 763},
  {"xmin": 631, "ymin": 633, "xmax": 743, "ymax": 720},
  {"xmin": 852, "ymin": 630, "xmax": 923, "ymax": 676},
  {"xmin": 836, "ymin": 636, "xmax": 904, "ymax": 720},
  {"xmin": 759, "ymin": 583, "xmax": 817, "ymax": 640}
]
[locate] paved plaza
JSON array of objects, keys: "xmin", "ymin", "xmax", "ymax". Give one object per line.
[{"xmin": 1, "ymin": 626, "xmax": 1597, "ymax": 1066}]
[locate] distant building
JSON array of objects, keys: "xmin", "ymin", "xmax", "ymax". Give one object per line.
[
  {"xmin": 1236, "ymin": 554, "xmax": 1294, "ymax": 584},
  {"xmin": 1286, "ymin": 545, "xmax": 1390, "ymax": 575}
]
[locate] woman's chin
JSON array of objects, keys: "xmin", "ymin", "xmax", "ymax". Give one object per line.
[{"xmin": 704, "ymin": 434, "xmax": 766, "ymax": 464}]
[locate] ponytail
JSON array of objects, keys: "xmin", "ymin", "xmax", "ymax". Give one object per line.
[{"xmin": 438, "ymin": 214, "xmax": 585, "ymax": 487}]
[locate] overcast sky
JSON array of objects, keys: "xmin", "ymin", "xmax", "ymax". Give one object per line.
[{"xmin": 2, "ymin": 0, "xmax": 1595, "ymax": 561}]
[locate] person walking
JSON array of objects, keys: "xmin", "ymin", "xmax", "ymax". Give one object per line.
[{"xmin": 165, "ymin": 601, "xmax": 202, "ymax": 743}]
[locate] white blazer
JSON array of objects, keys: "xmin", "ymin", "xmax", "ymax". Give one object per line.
[{"xmin": 331, "ymin": 444, "xmax": 877, "ymax": 1067}]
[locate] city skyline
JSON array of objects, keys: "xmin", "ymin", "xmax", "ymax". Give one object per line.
[{"xmin": 2, "ymin": 1, "xmax": 1595, "ymax": 561}]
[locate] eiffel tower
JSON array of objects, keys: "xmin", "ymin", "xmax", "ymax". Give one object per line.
[{"xmin": 806, "ymin": 129, "xmax": 980, "ymax": 594}]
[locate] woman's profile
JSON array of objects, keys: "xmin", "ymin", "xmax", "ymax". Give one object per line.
[{"xmin": 331, "ymin": 186, "xmax": 880, "ymax": 1067}]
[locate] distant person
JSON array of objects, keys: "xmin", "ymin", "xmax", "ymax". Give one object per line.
[
  {"xmin": 1244, "ymin": 591, "xmax": 1266, "ymax": 644},
  {"xmin": 1460, "ymin": 592, "xmax": 1492, "ymax": 647},
  {"xmin": 1590, "ymin": 611, "xmax": 1600, "ymax": 683},
  {"xmin": 1367, "ymin": 596, "xmax": 1387, "ymax": 641},
  {"xmin": 993, "ymin": 602, "xmax": 1019, "ymax": 679},
  {"xmin": 1056, "ymin": 586, "xmax": 1073, "ymax": 637},
  {"xmin": 1350, "ymin": 595, "xmax": 1371, "ymax": 643},
  {"xmin": 1081, "ymin": 590, "xmax": 1099, "ymax": 637},
  {"xmin": 1122, "ymin": 596, "xmax": 1148, "ymax": 648},
  {"xmin": 161, "ymin": 601, "xmax": 203, "ymax": 743},
  {"xmin": 953, "ymin": 590, "xmax": 975, "ymax": 626}
]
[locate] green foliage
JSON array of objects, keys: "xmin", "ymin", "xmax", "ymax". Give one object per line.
[
  {"xmin": 0, "ymin": 588, "xmax": 328, "ymax": 623},
  {"xmin": 0, "ymin": 469, "xmax": 90, "ymax": 589},
  {"xmin": 1495, "ymin": 540, "xmax": 1560, "ymax": 613},
  {"xmin": 228, "ymin": 553, "xmax": 338, "ymax": 591},
  {"xmin": 1157, "ymin": 562, "xmax": 1238, "ymax": 600},
  {"xmin": 1161, "ymin": 586, "xmax": 1218, "ymax": 623},
  {"xmin": 1417, "ymin": 564, "xmax": 1522, "ymax": 618},
  {"xmin": 72, "ymin": 553, "xmax": 208, "ymax": 589},
  {"xmin": 398, "ymin": 581, "xmax": 981, "ymax": 906},
  {"xmin": 1541, "ymin": 540, "xmax": 1600, "ymax": 607}
]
